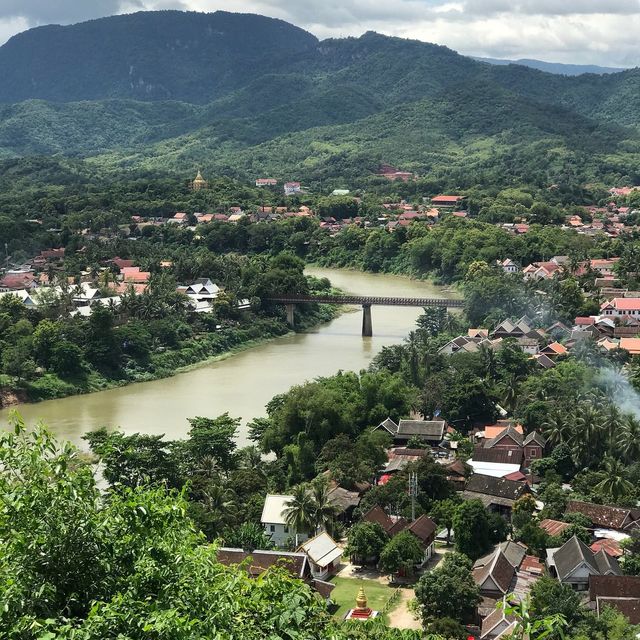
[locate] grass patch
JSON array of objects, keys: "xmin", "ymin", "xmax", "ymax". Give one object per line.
[{"xmin": 329, "ymin": 577, "xmax": 398, "ymax": 620}]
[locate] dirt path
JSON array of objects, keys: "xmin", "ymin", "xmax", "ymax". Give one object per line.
[{"xmin": 386, "ymin": 588, "xmax": 421, "ymax": 630}]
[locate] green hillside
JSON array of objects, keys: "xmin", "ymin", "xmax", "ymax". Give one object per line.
[{"xmin": 0, "ymin": 11, "xmax": 639, "ymax": 188}]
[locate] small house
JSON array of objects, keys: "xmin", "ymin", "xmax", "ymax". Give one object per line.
[
  {"xmin": 298, "ymin": 532, "xmax": 342, "ymax": 580},
  {"xmin": 588, "ymin": 575, "xmax": 640, "ymax": 623},
  {"xmin": 261, "ymin": 494, "xmax": 307, "ymax": 548},
  {"xmin": 547, "ymin": 535, "xmax": 620, "ymax": 591},
  {"xmin": 374, "ymin": 418, "xmax": 446, "ymax": 446}
]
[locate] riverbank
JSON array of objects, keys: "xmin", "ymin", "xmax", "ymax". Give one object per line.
[
  {"xmin": 0, "ymin": 267, "xmax": 454, "ymax": 445},
  {"xmin": 0, "ymin": 302, "xmax": 343, "ymax": 409}
]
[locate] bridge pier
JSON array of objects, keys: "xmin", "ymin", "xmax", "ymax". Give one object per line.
[
  {"xmin": 286, "ymin": 304, "xmax": 296, "ymax": 328},
  {"xmin": 362, "ymin": 304, "xmax": 372, "ymax": 337}
]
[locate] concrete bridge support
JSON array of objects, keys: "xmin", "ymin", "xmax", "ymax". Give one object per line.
[
  {"xmin": 362, "ymin": 304, "xmax": 373, "ymax": 337},
  {"xmin": 286, "ymin": 303, "xmax": 296, "ymax": 328}
]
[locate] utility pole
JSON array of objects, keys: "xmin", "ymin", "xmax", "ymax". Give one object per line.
[{"xmin": 409, "ymin": 472, "xmax": 418, "ymax": 522}]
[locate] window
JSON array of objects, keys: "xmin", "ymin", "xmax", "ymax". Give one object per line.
[
  {"xmin": 529, "ymin": 449, "xmax": 537, "ymax": 457},
  {"xmin": 284, "ymin": 527, "xmax": 289, "ymax": 533},
  {"xmin": 270, "ymin": 525, "xmax": 275, "ymax": 533}
]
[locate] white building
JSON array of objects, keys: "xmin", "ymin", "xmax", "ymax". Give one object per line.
[
  {"xmin": 0, "ymin": 289, "xmax": 38, "ymax": 307},
  {"xmin": 497, "ymin": 258, "xmax": 518, "ymax": 274},
  {"xmin": 600, "ymin": 298, "xmax": 640, "ymax": 318},
  {"xmin": 284, "ymin": 182, "xmax": 301, "ymax": 196},
  {"xmin": 261, "ymin": 494, "xmax": 308, "ymax": 548},
  {"xmin": 298, "ymin": 532, "xmax": 342, "ymax": 580}
]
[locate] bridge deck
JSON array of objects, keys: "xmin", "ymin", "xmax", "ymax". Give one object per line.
[{"xmin": 265, "ymin": 295, "xmax": 464, "ymax": 307}]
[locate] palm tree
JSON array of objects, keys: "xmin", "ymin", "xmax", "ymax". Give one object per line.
[
  {"xmin": 283, "ymin": 484, "xmax": 315, "ymax": 546},
  {"xmin": 200, "ymin": 483, "xmax": 238, "ymax": 537},
  {"xmin": 542, "ymin": 410, "xmax": 572, "ymax": 446},
  {"xmin": 480, "ymin": 344, "xmax": 497, "ymax": 382},
  {"xmin": 595, "ymin": 457, "xmax": 633, "ymax": 500},
  {"xmin": 604, "ymin": 404, "xmax": 623, "ymax": 455},
  {"xmin": 619, "ymin": 415, "xmax": 640, "ymax": 463},
  {"xmin": 573, "ymin": 404, "xmax": 606, "ymax": 466},
  {"xmin": 195, "ymin": 455, "xmax": 220, "ymax": 481},
  {"xmin": 502, "ymin": 374, "xmax": 519, "ymax": 415},
  {"xmin": 309, "ymin": 480, "xmax": 338, "ymax": 535}
]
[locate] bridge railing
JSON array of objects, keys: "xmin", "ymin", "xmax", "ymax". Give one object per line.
[{"xmin": 264, "ymin": 295, "xmax": 465, "ymax": 308}]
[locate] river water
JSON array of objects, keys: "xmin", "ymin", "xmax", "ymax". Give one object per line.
[{"xmin": 0, "ymin": 268, "xmax": 454, "ymax": 447}]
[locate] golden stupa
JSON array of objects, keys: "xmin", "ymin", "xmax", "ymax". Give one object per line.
[
  {"xmin": 191, "ymin": 170, "xmax": 208, "ymax": 191},
  {"xmin": 355, "ymin": 586, "xmax": 368, "ymax": 611}
]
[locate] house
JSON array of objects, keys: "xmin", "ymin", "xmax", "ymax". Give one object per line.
[
  {"xmin": 539, "ymin": 519, "xmax": 571, "ymax": 537},
  {"xmin": 284, "ymin": 182, "xmax": 301, "ymax": 195},
  {"xmin": 590, "ymin": 258, "xmax": 620, "ymax": 277},
  {"xmin": 482, "ymin": 422, "xmax": 523, "ymax": 439},
  {"xmin": 590, "ymin": 539, "xmax": 623, "ymax": 558},
  {"xmin": 473, "ymin": 541, "xmax": 526, "ymax": 597},
  {"xmin": 360, "ymin": 506, "xmax": 436, "ymax": 562},
  {"xmin": 260, "ymin": 495, "xmax": 307, "ymax": 548},
  {"xmin": 462, "ymin": 474, "xmax": 530, "ymax": 515},
  {"xmin": 216, "ymin": 547, "xmax": 335, "ymax": 599},
  {"xmin": 383, "ymin": 448, "xmax": 430, "ymax": 476},
  {"xmin": 589, "ymin": 575, "xmax": 640, "ymax": 623},
  {"xmin": 540, "ymin": 342, "xmax": 568, "ymax": 358},
  {"xmin": 438, "ymin": 335, "xmax": 484, "ymax": 355},
  {"xmin": 619, "ymin": 338, "xmax": 640, "ymax": 355},
  {"xmin": 471, "ymin": 447, "xmax": 524, "ymax": 467},
  {"xmin": 170, "ymin": 212, "xmax": 188, "ymax": 224},
  {"xmin": 480, "ymin": 603, "xmax": 517, "ymax": 639},
  {"xmin": 497, "ymin": 259, "xmax": 518, "ymax": 274},
  {"xmin": 0, "ymin": 289, "xmax": 38, "ymax": 307},
  {"xmin": 468, "ymin": 453, "xmax": 522, "ymax": 479},
  {"xmin": 0, "ymin": 270, "xmax": 37, "ymax": 291},
  {"xmin": 376, "ymin": 165, "xmax": 415, "ymax": 182},
  {"xmin": 444, "ymin": 458, "xmax": 468, "ymax": 486},
  {"xmin": 517, "ymin": 338, "xmax": 540, "ymax": 355},
  {"xmin": 404, "ymin": 514, "xmax": 437, "ymax": 562},
  {"xmin": 361, "ymin": 505, "xmax": 407, "ymax": 537},
  {"xmin": 600, "ymin": 298, "xmax": 640, "ymax": 318},
  {"xmin": 533, "ymin": 354, "xmax": 556, "ymax": 369},
  {"xmin": 547, "ymin": 535, "xmax": 621, "ymax": 590},
  {"xmin": 523, "ymin": 432, "xmax": 547, "ymax": 466},
  {"xmin": 111, "ymin": 257, "xmax": 136, "ymax": 269},
  {"xmin": 374, "ymin": 418, "xmax": 446, "ymax": 446},
  {"xmin": 566, "ymin": 500, "xmax": 640, "ymax": 532},
  {"xmin": 180, "ymin": 278, "xmax": 221, "ymax": 301},
  {"xmin": 431, "ymin": 195, "xmax": 466, "ymax": 208},
  {"xmin": 491, "ymin": 317, "xmax": 533, "ymax": 339},
  {"xmin": 326, "ymin": 484, "xmax": 362, "ymax": 522},
  {"xmin": 484, "ymin": 426, "xmax": 524, "ymax": 452},
  {"xmin": 522, "ymin": 262, "xmax": 561, "ymax": 281},
  {"xmin": 256, "ymin": 178, "xmax": 278, "ymax": 187},
  {"xmin": 298, "ymin": 532, "xmax": 342, "ymax": 580},
  {"xmin": 120, "ymin": 267, "xmax": 151, "ymax": 283}
]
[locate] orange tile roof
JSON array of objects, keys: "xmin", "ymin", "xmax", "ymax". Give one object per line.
[
  {"xmin": 620, "ymin": 338, "xmax": 640, "ymax": 355},
  {"xmin": 484, "ymin": 424, "xmax": 524, "ymax": 439}
]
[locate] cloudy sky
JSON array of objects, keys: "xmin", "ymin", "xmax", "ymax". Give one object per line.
[{"xmin": 1, "ymin": 0, "xmax": 639, "ymax": 67}]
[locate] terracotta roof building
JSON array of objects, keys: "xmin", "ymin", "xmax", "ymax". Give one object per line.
[
  {"xmin": 589, "ymin": 575, "xmax": 640, "ymax": 623},
  {"xmin": 540, "ymin": 519, "xmax": 571, "ymax": 537},
  {"xmin": 566, "ymin": 500, "xmax": 640, "ymax": 532}
]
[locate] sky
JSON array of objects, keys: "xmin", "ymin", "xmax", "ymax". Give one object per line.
[{"xmin": 1, "ymin": 0, "xmax": 639, "ymax": 67}]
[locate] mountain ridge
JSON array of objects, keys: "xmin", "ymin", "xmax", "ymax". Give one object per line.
[
  {"xmin": 473, "ymin": 56, "xmax": 626, "ymax": 76},
  {"xmin": 1, "ymin": 10, "xmax": 640, "ymax": 188}
]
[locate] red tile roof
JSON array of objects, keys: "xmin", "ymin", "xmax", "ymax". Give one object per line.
[
  {"xmin": 591, "ymin": 538, "xmax": 623, "ymax": 558},
  {"xmin": 539, "ymin": 519, "xmax": 571, "ymax": 537}
]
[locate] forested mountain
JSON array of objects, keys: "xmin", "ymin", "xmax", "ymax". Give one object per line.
[
  {"xmin": 0, "ymin": 11, "xmax": 317, "ymax": 103},
  {"xmin": 1, "ymin": 10, "xmax": 640, "ymax": 186},
  {"xmin": 474, "ymin": 57, "xmax": 625, "ymax": 76}
]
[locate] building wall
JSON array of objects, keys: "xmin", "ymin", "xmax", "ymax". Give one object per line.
[{"xmin": 263, "ymin": 523, "xmax": 308, "ymax": 548}]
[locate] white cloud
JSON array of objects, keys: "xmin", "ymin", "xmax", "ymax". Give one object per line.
[{"xmin": 0, "ymin": 0, "xmax": 639, "ymax": 67}]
